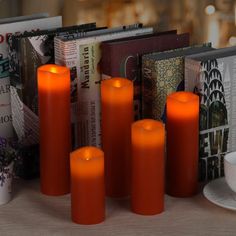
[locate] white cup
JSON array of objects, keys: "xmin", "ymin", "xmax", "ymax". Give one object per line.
[{"xmin": 224, "ymin": 152, "xmax": 236, "ymax": 192}]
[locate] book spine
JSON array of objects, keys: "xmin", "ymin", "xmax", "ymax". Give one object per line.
[
  {"xmin": 100, "ymin": 43, "xmax": 111, "ymax": 79},
  {"xmin": 77, "ymin": 42, "xmax": 101, "ymax": 147},
  {"xmin": 228, "ymin": 58, "xmax": 236, "ymax": 162},
  {"xmin": 185, "ymin": 58, "xmax": 236, "ymax": 182},
  {"xmin": 199, "ymin": 60, "xmax": 229, "ymax": 182},
  {"xmin": 143, "ymin": 56, "xmax": 186, "ymax": 123},
  {"xmin": 141, "ymin": 57, "xmax": 157, "ymax": 119},
  {"xmin": 9, "ymin": 37, "xmax": 24, "ymax": 143},
  {"xmin": 0, "ymin": 38, "xmax": 14, "ymax": 141},
  {"xmin": 9, "ymin": 37, "xmax": 41, "ymax": 178},
  {"xmin": 10, "ymin": 36, "xmax": 41, "ymax": 145},
  {"xmin": 120, "ymin": 53, "xmax": 142, "ymax": 120},
  {"xmin": 54, "ymin": 38, "xmax": 79, "ymax": 149}
]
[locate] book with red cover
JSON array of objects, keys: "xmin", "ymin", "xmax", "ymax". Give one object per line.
[{"xmin": 101, "ymin": 31, "xmax": 190, "ymax": 119}]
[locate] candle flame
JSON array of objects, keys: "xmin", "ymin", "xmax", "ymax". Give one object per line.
[
  {"xmin": 83, "ymin": 149, "xmax": 92, "ymax": 161},
  {"xmin": 113, "ymin": 80, "xmax": 122, "ymax": 88},
  {"xmin": 49, "ymin": 67, "xmax": 58, "ymax": 73},
  {"xmin": 143, "ymin": 123, "xmax": 152, "ymax": 131}
]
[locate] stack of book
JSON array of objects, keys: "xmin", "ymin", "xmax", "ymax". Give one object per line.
[
  {"xmin": 141, "ymin": 44, "xmax": 213, "ymax": 122},
  {"xmin": 2, "ymin": 13, "xmax": 236, "ymax": 183},
  {"xmin": 9, "ymin": 22, "xmax": 97, "ymax": 178},
  {"xmin": 101, "ymin": 30, "xmax": 189, "ymax": 120},
  {"xmin": 54, "ymin": 23, "xmax": 153, "ymax": 148}
]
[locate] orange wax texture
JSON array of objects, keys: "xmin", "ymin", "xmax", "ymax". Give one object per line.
[
  {"xmin": 37, "ymin": 64, "xmax": 71, "ymax": 196},
  {"xmin": 101, "ymin": 78, "xmax": 133, "ymax": 198},
  {"xmin": 131, "ymin": 119, "xmax": 165, "ymax": 215},
  {"xmin": 166, "ymin": 91, "xmax": 199, "ymax": 197},
  {"xmin": 70, "ymin": 147, "xmax": 105, "ymax": 225}
]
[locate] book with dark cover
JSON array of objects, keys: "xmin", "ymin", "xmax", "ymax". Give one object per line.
[
  {"xmin": 185, "ymin": 46, "xmax": 236, "ymax": 182},
  {"xmin": 101, "ymin": 31, "xmax": 190, "ymax": 120},
  {"xmin": 142, "ymin": 44, "xmax": 213, "ymax": 123},
  {"xmin": 8, "ymin": 23, "xmax": 97, "ymax": 179}
]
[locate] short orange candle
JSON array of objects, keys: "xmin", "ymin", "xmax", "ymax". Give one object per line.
[
  {"xmin": 131, "ymin": 119, "xmax": 165, "ymax": 215},
  {"xmin": 166, "ymin": 91, "xmax": 199, "ymax": 197},
  {"xmin": 70, "ymin": 146, "xmax": 105, "ymax": 224},
  {"xmin": 101, "ymin": 78, "xmax": 133, "ymax": 198},
  {"xmin": 37, "ymin": 64, "xmax": 71, "ymax": 196}
]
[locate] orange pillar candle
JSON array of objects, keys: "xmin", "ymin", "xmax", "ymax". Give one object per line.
[
  {"xmin": 166, "ymin": 91, "xmax": 199, "ymax": 197},
  {"xmin": 37, "ymin": 64, "xmax": 71, "ymax": 196},
  {"xmin": 101, "ymin": 77, "xmax": 133, "ymax": 198},
  {"xmin": 70, "ymin": 146, "xmax": 105, "ymax": 224},
  {"xmin": 131, "ymin": 119, "xmax": 165, "ymax": 215}
]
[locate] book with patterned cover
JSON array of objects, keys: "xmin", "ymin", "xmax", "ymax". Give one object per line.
[
  {"xmin": 101, "ymin": 31, "xmax": 189, "ymax": 120},
  {"xmin": 0, "ymin": 15, "xmax": 62, "ymax": 145},
  {"xmin": 185, "ymin": 46, "xmax": 236, "ymax": 181},
  {"xmin": 8, "ymin": 23, "xmax": 97, "ymax": 179},
  {"xmin": 142, "ymin": 44, "xmax": 212, "ymax": 123}
]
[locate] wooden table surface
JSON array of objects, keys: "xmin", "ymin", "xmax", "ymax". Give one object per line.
[{"xmin": 0, "ymin": 179, "xmax": 235, "ymax": 236}]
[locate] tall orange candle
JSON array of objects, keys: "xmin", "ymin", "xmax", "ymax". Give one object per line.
[
  {"xmin": 70, "ymin": 146, "xmax": 105, "ymax": 224},
  {"xmin": 166, "ymin": 91, "xmax": 199, "ymax": 197},
  {"xmin": 101, "ymin": 78, "xmax": 133, "ymax": 198},
  {"xmin": 37, "ymin": 64, "xmax": 71, "ymax": 196},
  {"xmin": 131, "ymin": 119, "xmax": 165, "ymax": 215}
]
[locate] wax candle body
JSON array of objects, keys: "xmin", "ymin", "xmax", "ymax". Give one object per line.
[
  {"xmin": 101, "ymin": 78, "xmax": 133, "ymax": 198},
  {"xmin": 70, "ymin": 146, "xmax": 105, "ymax": 224},
  {"xmin": 37, "ymin": 65, "xmax": 71, "ymax": 196},
  {"xmin": 131, "ymin": 119, "xmax": 165, "ymax": 215},
  {"xmin": 166, "ymin": 91, "xmax": 199, "ymax": 197}
]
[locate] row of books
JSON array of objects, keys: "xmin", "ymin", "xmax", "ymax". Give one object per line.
[
  {"xmin": 143, "ymin": 44, "xmax": 236, "ymax": 182},
  {"xmin": 0, "ymin": 14, "xmax": 154, "ymax": 178},
  {"xmin": 0, "ymin": 14, "xmax": 235, "ymax": 182},
  {"xmin": 57, "ymin": 36, "xmax": 236, "ymax": 182}
]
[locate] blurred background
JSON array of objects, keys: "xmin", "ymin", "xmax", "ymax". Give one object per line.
[{"xmin": 0, "ymin": 0, "xmax": 236, "ymax": 48}]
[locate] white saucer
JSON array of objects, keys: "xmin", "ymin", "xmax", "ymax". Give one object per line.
[{"xmin": 203, "ymin": 177, "xmax": 236, "ymax": 211}]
